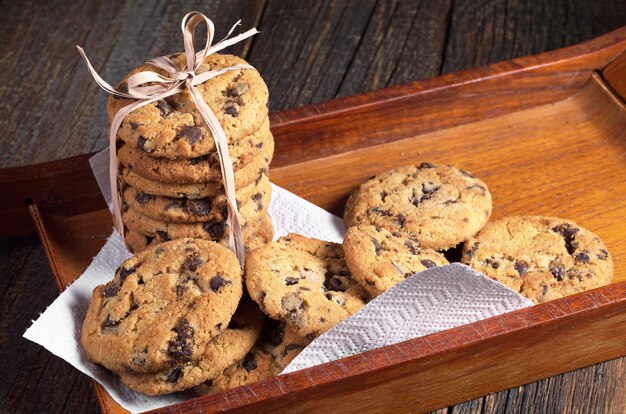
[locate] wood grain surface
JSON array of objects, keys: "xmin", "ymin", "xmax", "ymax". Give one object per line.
[{"xmin": 1, "ymin": 1, "xmax": 625, "ymax": 413}]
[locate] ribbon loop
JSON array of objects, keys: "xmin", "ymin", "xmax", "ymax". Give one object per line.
[{"xmin": 77, "ymin": 12, "xmax": 259, "ymax": 266}]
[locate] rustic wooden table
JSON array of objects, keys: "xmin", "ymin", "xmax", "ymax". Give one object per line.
[{"xmin": 1, "ymin": 1, "xmax": 625, "ymax": 412}]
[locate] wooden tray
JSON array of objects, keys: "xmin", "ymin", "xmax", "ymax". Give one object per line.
[{"xmin": 3, "ymin": 27, "xmax": 626, "ymax": 414}]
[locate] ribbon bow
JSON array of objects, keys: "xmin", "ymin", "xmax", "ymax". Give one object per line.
[{"xmin": 77, "ymin": 12, "xmax": 259, "ymax": 265}]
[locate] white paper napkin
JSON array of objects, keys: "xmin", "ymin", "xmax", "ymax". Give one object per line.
[{"xmin": 23, "ymin": 149, "xmax": 532, "ymax": 413}]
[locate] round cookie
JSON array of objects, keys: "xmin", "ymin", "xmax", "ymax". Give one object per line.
[
  {"xmin": 116, "ymin": 122, "xmax": 274, "ymax": 184},
  {"xmin": 122, "ymin": 183, "xmax": 271, "ymax": 241},
  {"xmin": 194, "ymin": 346, "xmax": 276, "ymax": 395},
  {"xmin": 118, "ymin": 126, "xmax": 274, "ymax": 186},
  {"xmin": 194, "ymin": 319, "xmax": 310, "ymax": 395},
  {"xmin": 117, "ymin": 298, "xmax": 264, "ymax": 395},
  {"xmin": 343, "ymin": 225, "xmax": 449, "ymax": 297},
  {"xmin": 344, "ymin": 163, "xmax": 492, "ymax": 250},
  {"xmin": 125, "ymin": 212, "xmax": 274, "ymax": 254},
  {"xmin": 80, "ymin": 238, "xmax": 243, "ymax": 374},
  {"xmin": 108, "ymin": 53, "xmax": 269, "ymax": 159},
  {"xmin": 121, "ymin": 167, "xmax": 267, "ymax": 199},
  {"xmin": 461, "ymin": 216, "xmax": 613, "ymax": 304},
  {"xmin": 122, "ymin": 174, "xmax": 271, "ymax": 223},
  {"xmin": 245, "ymin": 233, "xmax": 369, "ymax": 339}
]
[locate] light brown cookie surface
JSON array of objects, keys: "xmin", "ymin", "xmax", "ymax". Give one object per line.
[
  {"xmin": 344, "ymin": 163, "xmax": 492, "ymax": 250},
  {"xmin": 80, "ymin": 238, "xmax": 243, "ymax": 374},
  {"xmin": 245, "ymin": 234, "xmax": 369, "ymax": 339},
  {"xmin": 461, "ymin": 215, "xmax": 613, "ymax": 303},
  {"xmin": 117, "ymin": 298, "xmax": 264, "ymax": 395},
  {"xmin": 108, "ymin": 53, "xmax": 269, "ymax": 159},
  {"xmin": 343, "ymin": 225, "xmax": 449, "ymax": 296}
]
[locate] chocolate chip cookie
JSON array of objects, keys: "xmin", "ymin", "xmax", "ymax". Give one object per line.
[
  {"xmin": 122, "ymin": 183, "xmax": 271, "ymax": 241},
  {"xmin": 461, "ymin": 215, "xmax": 613, "ymax": 304},
  {"xmin": 117, "ymin": 298, "xmax": 264, "ymax": 395},
  {"xmin": 194, "ymin": 319, "xmax": 310, "ymax": 395},
  {"xmin": 343, "ymin": 225, "xmax": 449, "ymax": 297},
  {"xmin": 121, "ymin": 167, "xmax": 267, "ymax": 200},
  {"xmin": 125, "ymin": 212, "xmax": 274, "ymax": 254},
  {"xmin": 116, "ymin": 122, "xmax": 274, "ymax": 184},
  {"xmin": 245, "ymin": 234, "xmax": 369, "ymax": 339},
  {"xmin": 81, "ymin": 238, "xmax": 243, "ymax": 374},
  {"xmin": 108, "ymin": 53, "xmax": 269, "ymax": 159},
  {"xmin": 344, "ymin": 163, "xmax": 492, "ymax": 250},
  {"xmin": 122, "ymin": 173, "xmax": 271, "ymax": 223}
]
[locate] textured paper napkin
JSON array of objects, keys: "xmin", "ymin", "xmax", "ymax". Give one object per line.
[{"xmin": 23, "ymin": 149, "xmax": 532, "ymax": 413}]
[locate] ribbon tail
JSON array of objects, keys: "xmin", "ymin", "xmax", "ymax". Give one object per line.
[{"xmin": 186, "ymin": 85, "xmax": 246, "ymax": 265}]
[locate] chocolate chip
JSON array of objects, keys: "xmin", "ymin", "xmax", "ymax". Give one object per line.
[
  {"xmin": 118, "ymin": 266, "xmax": 136, "ymax": 283},
  {"xmin": 552, "ymin": 224, "xmax": 579, "ymax": 255},
  {"xmin": 371, "ymin": 207, "xmax": 392, "ymax": 216},
  {"xmin": 514, "ymin": 261, "xmax": 528, "ymax": 276},
  {"xmin": 285, "ymin": 277, "xmax": 299, "ymax": 286},
  {"xmin": 130, "ymin": 121, "xmax": 140, "ymax": 130},
  {"xmin": 155, "ymin": 99, "xmax": 173, "ymax": 117},
  {"xmin": 550, "ymin": 265, "xmax": 566, "ymax": 281},
  {"xmin": 371, "ymin": 237, "xmax": 382, "ymax": 254},
  {"xmin": 282, "ymin": 343, "xmax": 305, "ymax": 357},
  {"xmin": 542, "ymin": 285, "xmax": 549, "ymax": 296},
  {"xmin": 485, "ymin": 258, "xmax": 500, "ymax": 269},
  {"xmin": 597, "ymin": 249, "xmax": 609, "ymax": 260},
  {"xmin": 443, "ymin": 199, "xmax": 458, "ymax": 205},
  {"xmin": 136, "ymin": 136, "xmax": 150, "ymax": 152},
  {"xmin": 163, "ymin": 200, "xmax": 183, "ymax": 211},
  {"xmin": 168, "ymin": 320, "xmax": 194, "ymax": 362},
  {"xmin": 102, "ymin": 316, "xmax": 120, "ymax": 330},
  {"xmin": 242, "ymin": 352, "xmax": 257, "ymax": 371},
  {"xmin": 156, "ymin": 230, "xmax": 170, "ymax": 241},
  {"xmin": 366, "ymin": 280, "xmax": 376, "ymax": 286},
  {"xmin": 203, "ymin": 220, "xmax": 226, "ymax": 239},
  {"xmin": 251, "ymin": 193, "xmax": 262, "ymax": 202},
  {"xmin": 282, "ymin": 293, "xmax": 305, "ymax": 313},
  {"xmin": 166, "ymin": 366, "xmax": 183, "ymax": 382},
  {"xmin": 405, "ymin": 240, "xmax": 419, "ymax": 255},
  {"xmin": 210, "ymin": 274, "xmax": 231, "ymax": 292},
  {"xmin": 418, "ymin": 162, "xmax": 436, "ymax": 169},
  {"xmin": 185, "ymin": 198, "xmax": 211, "ymax": 216},
  {"xmin": 421, "ymin": 259, "xmax": 436, "ymax": 268},
  {"xmin": 575, "ymin": 252, "xmax": 590, "ymax": 263},
  {"xmin": 155, "ymin": 246, "xmax": 164, "ymax": 255},
  {"xmin": 135, "ymin": 191, "xmax": 155, "ymax": 205},
  {"xmin": 397, "ymin": 214, "xmax": 406, "ymax": 227},
  {"xmin": 380, "ymin": 191, "xmax": 387, "ymax": 202},
  {"xmin": 102, "ymin": 281, "xmax": 120, "ymax": 298},
  {"xmin": 185, "ymin": 254, "xmax": 205, "ymax": 272},
  {"xmin": 305, "ymin": 333, "xmax": 317, "ymax": 341},
  {"xmin": 262, "ymin": 321, "xmax": 285, "ymax": 346},
  {"xmin": 224, "ymin": 105, "xmax": 238, "ymax": 117},
  {"xmin": 175, "ymin": 284, "xmax": 187, "ymax": 296},
  {"xmin": 226, "ymin": 82, "xmax": 250, "ymax": 97},
  {"xmin": 188, "ymin": 155, "xmax": 208, "ymax": 165},
  {"xmin": 327, "ymin": 275, "xmax": 345, "ymax": 292},
  {"xmin": 176, "ymin": 126, "xmax": 202, "ymax": 145}
]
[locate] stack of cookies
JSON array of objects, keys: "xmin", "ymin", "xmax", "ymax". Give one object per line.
[{"xmin": 107, "ymin": 53, "xmax": 275, "ymax": 253}]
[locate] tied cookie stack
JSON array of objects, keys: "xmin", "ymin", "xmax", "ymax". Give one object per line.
[{"xmin": 108, "ymin": 52, "xmax": 274, "ymax": 253}]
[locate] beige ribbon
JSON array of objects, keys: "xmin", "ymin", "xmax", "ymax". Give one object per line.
[{"xmin": 77, "ymin": 12, "xmax": 259, "ymax": 265}]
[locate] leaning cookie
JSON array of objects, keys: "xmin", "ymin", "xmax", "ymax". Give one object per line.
[
  {"xmin": 461, "ymin": 216, "xmax": 613, "ymax": 304},
  {"xmin": 117, "ymin": 298, "xmax": 264, "ymax": 395},
  {"xmin": 80, "ymin": 238, "xmax": 243, "ymax": 374},
  {"xmin": 245, "ymin": 234, "xmax": 369, "ymax": 339},
  {"xmin": 343, "ymin": 225, "xmax": 449, "ymax": 297},
  {"xmin": 344, "ymin": 163, "xmax": 492, "ymax": 250},
  {"xmin": 194, "ymin": 319, "xmax": 310, "ymax": 395}
]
